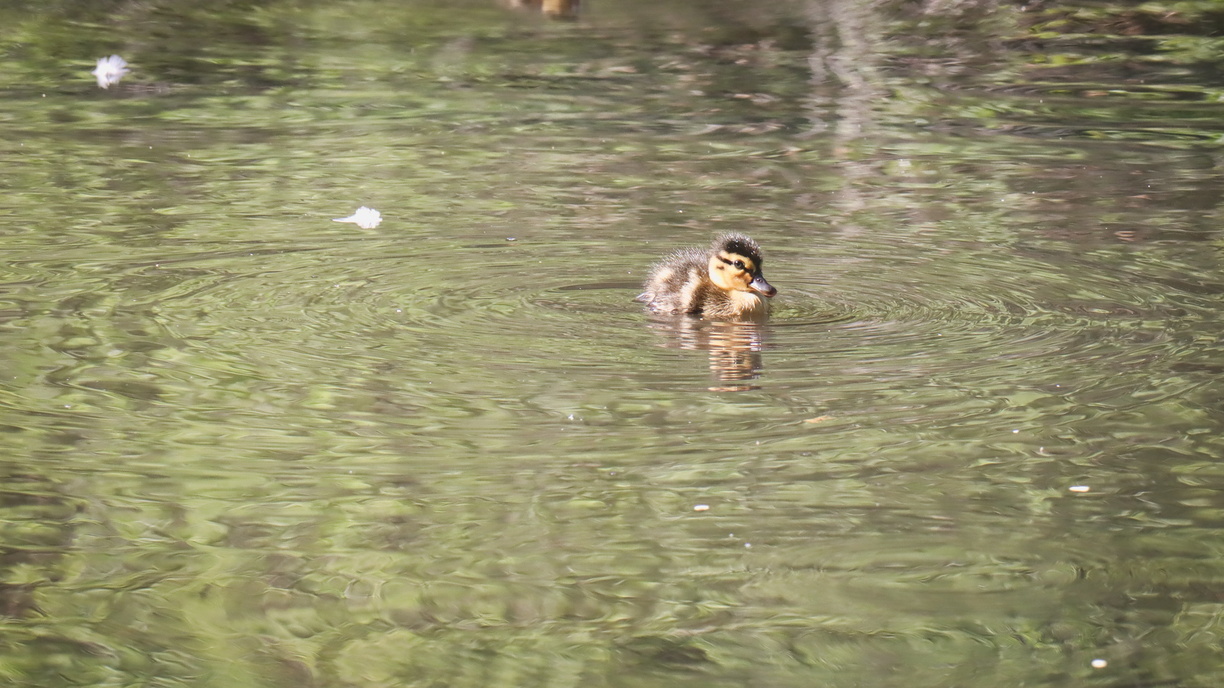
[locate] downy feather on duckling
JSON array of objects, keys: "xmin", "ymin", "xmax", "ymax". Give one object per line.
[{"xmin": 637, "ymin": 234, "xmax": 777, "ymax": 320}]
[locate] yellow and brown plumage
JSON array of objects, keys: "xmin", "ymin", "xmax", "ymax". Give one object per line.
[{"xmin": 637, "ymin": 234, "xmax": 778, "ymax": 320}]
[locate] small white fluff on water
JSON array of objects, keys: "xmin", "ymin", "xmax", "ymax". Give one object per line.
[
  {"xmin": 1069, "ymin": 485, "xmax": 1091, "ymax": 493},
  {"xmin": 91, "ymin": 55, "xmax": 129, "ymax": 89},
  {"xmin": 333, "ymin": 206, "xmax": 382, "ymax": 229},
  {"xmin": 693, "ymin": 504, "xmax": 710, "ymax": 512},
  {"xmin": 1091, "ymin": 659, "xmax": 1107, "ymax": 669}
]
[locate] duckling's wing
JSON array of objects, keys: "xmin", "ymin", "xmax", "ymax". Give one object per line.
[{"xmin": 637, "ymin": 247, "xmax": 710, "ymax": 311}]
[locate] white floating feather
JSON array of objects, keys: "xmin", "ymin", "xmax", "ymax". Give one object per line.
[
  {"xmin": 333, "ymin": 206, "xmax": 382, "ymax": 229},
  {"xmin": 91, "ymin": 55, "xmax": 129, "ymax": 89}
]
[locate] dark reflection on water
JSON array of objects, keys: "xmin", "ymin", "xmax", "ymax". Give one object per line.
[
  {"xmin": 647, "ymin": 317, "xmax": 768, "ymax": 392},
  {"xmin": 3, "ymin": 0, "xmax": 1224, "ymax": 686}
]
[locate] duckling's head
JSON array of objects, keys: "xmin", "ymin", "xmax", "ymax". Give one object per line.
[{"xmin": 707, "ymin": 234, "xmax": 777, "ymax": 298}]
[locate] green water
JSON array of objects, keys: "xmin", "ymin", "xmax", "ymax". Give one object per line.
[{"xmin": 3, "ymin": 0, "xmax": 1224, "ymax": 686}]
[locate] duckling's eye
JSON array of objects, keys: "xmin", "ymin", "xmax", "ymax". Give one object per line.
[{"xmin": 733, "ymin": 260, "xmax": 745, "ymax": 270}]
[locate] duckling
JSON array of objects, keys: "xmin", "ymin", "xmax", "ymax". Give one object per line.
[{"xmin": 637, "ymin": 233, "xmax": 778, "ymax": 320}]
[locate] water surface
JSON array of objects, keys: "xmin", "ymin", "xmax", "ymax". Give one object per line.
[{"xmin": 2, "ymin": 1, "xmax": 1224, "ymax": 686}]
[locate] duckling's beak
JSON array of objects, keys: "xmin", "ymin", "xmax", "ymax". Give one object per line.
[{"xmin": 749, "ymin": 275, "xmax": 777, "ymax": 297}]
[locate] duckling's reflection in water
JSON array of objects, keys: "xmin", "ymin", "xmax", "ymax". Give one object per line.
[
  {"xmin": 648, "ymin": 317, "xmax": 768, "ymax": 392},
  {"xmin": 500, "ymin": 0, "xmax": 579, "ymax": 19}
]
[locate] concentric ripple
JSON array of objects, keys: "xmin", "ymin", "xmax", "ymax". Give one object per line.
[
  {"xmin": 752, "ymin": 240, "xmax": 1213, "ymax": 440},
  {"xmin": 3, "ymin": 223, "xmax": 1217, "ymax": 465},
  {"xmin": 2, "ymin": 235, "xmax": 684, "ymax": 457}
]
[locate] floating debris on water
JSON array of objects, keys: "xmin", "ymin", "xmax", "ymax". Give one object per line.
[
  {"xmin": 91, "ymin": 55, "xmax": 129, "ymax": 89},
  {"xmin": 333, "ymin": 206, "xmax": 382, "ymax": 229},
  {"xmin": 1069, "ymin": 485, "xmax": 1091, "ymax": 493},
  {"xmin": 693, "ymin": 504, "xmax": 710, "ymax": 512}
]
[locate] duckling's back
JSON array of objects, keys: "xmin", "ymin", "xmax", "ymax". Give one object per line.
[{"xmin": 637, "ymin": 248, "xmax": 714, "ymax": 315}]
